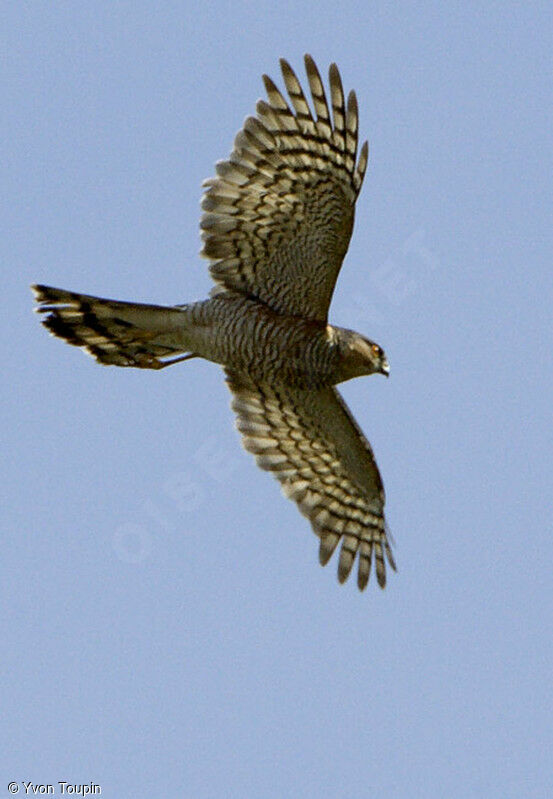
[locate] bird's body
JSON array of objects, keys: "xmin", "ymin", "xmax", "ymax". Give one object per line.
[
  {"xmin": 33, "ymin": 55, "xmax": 396, "ymax": 590},
  {"xmin": 34, "ymin": 287, "xmax": 384, "ymax": 388},
  {"xmin": 185, "ymin": 295, "xmax": 340, "ymax": 388}
]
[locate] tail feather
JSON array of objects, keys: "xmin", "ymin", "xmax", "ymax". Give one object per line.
[{"xmin": 32, "ymin": 284, "xmax": 194, "ymax": 369}]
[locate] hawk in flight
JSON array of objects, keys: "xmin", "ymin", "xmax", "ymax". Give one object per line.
[{"xmin": 33, "ymin": 55, "xmax": 396, "ymax": 591}]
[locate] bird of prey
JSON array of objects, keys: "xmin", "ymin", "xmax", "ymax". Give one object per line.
[{"xmin": 32, "ymin": 55, "xmax": 396, "ymax": 591}]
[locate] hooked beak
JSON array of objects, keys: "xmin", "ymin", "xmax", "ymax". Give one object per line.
[{"xmin": 381, "ymin": 358, "xmax": 390, "ymax": 378}]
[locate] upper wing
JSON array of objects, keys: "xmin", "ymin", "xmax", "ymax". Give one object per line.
[
  {"xmin": 226, "ymin": 370, "xmax": 395, "ymax": 590},
  {"xmin": 201, "ymin": 55, "xmax": 368, "ymax": 322}
]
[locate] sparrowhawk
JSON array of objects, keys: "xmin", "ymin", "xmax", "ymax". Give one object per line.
[{"xmin": 32, "ymin": 55, "xmax": 396, "ymax": 591}]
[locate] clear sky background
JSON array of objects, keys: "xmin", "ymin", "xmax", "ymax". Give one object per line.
[{"xmin": 2, "ymin": 3, "xmax": 552, "ymax": 797}]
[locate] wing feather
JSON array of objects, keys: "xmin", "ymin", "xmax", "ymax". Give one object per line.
[
  {"xmin": 201, "ymin": 55, "xmax": 369, "ymax": 322},
  {"xmin": 226, "ymin": 371, "xmax": 395, "ymax": 590}
]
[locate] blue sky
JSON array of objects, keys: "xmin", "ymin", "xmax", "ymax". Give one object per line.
[{"xmin": 3, "ymin": 2, "xmax": 552, "ymax": 797}]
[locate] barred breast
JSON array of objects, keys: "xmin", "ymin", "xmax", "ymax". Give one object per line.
[{"xmin": 182, "ymin": 293, "xmax": 341, "ymax": 388}]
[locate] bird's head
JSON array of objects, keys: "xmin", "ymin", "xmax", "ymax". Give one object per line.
[{"xmin": 334, "ymin": 328, "xmax": 389, "ymax": 383}]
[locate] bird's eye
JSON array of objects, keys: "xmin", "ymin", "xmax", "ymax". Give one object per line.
[{"xmin": 371, "ymin": 344, "xmax": 380, "ymax": 356}]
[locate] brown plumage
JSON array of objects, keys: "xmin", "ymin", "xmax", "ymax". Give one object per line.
[{"xmin": 32, "ymin": 55, "xmax": 395, "ymax": 590}]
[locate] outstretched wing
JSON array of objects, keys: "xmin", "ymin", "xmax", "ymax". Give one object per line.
[
  {"xmin": 226, "ymin": 371, "xmax": 395, "ymax": 590},
  {"xmin": 201, "ymin": 55, "xmax": 368, "ymax": 322}
]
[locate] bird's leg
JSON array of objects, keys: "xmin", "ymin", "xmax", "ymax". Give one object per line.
[{"xmin": 158, "ymin": 352, "xmax": 199, "ymax": 368}]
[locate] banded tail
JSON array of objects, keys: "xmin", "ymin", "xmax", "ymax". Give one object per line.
[{"xmin": 32, "ymin": 285, "xmax": 195, "ymax": 369}]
